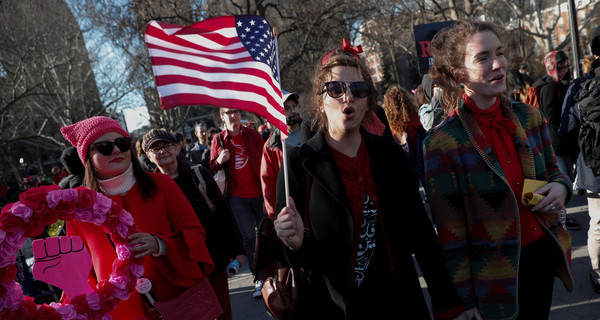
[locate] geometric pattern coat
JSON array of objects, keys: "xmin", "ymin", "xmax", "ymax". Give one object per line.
[{"xmin": 424, "ymin": 99, "xmax": 574, "ymax": 319}]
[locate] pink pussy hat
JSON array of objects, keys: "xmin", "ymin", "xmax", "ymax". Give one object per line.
[{"xmin": 60, "ymin": 116, "xmax": 130, "ymax": 165}]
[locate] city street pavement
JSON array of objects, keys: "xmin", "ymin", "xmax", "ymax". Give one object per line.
[
  {"xmin": 227, "ymin": 192, "xmax": 600, "ymax": 320},
  {"xmin": 548, "ymin": 193, "xmax": 600, "ymax": 320}
]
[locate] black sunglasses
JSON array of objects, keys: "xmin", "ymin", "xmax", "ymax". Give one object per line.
[
  {"xmin": 322, "ymin": 81, "xmax": 371, "ymax": 99},
  {"xmin": 89, "ymin": 137, "xmax": 132, "ymax": 156}
]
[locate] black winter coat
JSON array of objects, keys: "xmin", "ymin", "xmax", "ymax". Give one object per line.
[
  {"xmin": 58, "ymin": 174, "xmax": 83, "ymax": 189},
  {"xmin": 275, "ymin": 130, "xmax": 463, "ymax": 319},
  {"xmin": 173, "ymin": 157, "xmax": 245, "ymax": 273},
  {"xmin": 533, "ymin": 75, "xmax": 570, "ymax": 155}
]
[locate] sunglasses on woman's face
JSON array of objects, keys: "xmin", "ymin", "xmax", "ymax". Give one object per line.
[
  {"xmin": 89, "ymin": 137, "xmax": 132, "ymax": 156},
  {"xmin": 322, "ymin": 81, "xmax": 370, "ymax": 99}
]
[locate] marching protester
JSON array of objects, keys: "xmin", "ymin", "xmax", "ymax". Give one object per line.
[
  {"xmin": 142, "ymin": 128, "xmax": 245, "ymax": 320},
  {"xmin": 506, "ymin": 63, "xmax": 533, "ymax": 102},
  {"xmin": 273, "ymin": 38, "xmax": 467, "ymax": 319},
  {"xmin": 135, "ymin": 138, "xmax": 156, "ymax": 172},
  {"xmin": 260, "ymin": 90, "xmax": 303, "ymax": 218},
  {"xmin": 209, "ymin": 108, "xmax": 266, "ymax": 297},
  {"xmin": 57, "ymin": 146, "xmax": 85, "ymax": 189},
  {"xmin": 382, "ymin": 86, "xmax": 426, "ymax": 189},
  {"xmin": 190, "ymin": 120, "xmax": 217, "ymax": 168},
  {"xmin": 418, "ymin": 73, "xmax": 446, "ymax": 132},
  {"xmin": 424, "ymin": 20, "xmax": 574, "ymax": 319},
  {"xmin": 528, "ymin": 49, "xmax": 581, "ymax": 231},
  {"xmin": 532, "ymin": 50, "xmax": 574, "ymax": 180},
  {"xmin": 559, "ymin": 27, "xmax": 600, "ymax": 293},
  {"xmin": 61, "ymin": 116, "xmax": 215, "ymax": 319}
]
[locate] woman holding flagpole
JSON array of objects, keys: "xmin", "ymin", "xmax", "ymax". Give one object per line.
[{"xmin": 272, "ymin": 38, "xmax": 467, "ymax": 319}]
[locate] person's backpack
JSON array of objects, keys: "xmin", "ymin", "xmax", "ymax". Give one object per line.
[
  {"xmin": 575, "ymin": 75, "xmax": 600, "ymax": 176},
  {"xmin": 523, "ymin": 85, "xmax": 541, "ymax": 108}
]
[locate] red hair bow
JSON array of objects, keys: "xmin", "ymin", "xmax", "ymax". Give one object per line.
[{"xmin": 321, "ymin": 37, "xmax": 363, "ymax": 65}]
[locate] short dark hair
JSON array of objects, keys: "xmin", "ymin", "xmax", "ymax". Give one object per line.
[{"xmin": 174, "ymin": 132, "xmax": 184, "ymax": 143}]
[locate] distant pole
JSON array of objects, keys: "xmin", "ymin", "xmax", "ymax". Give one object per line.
[{"xmin": 567, "ymin": 0, "xmax": 582, "ymax": 78}]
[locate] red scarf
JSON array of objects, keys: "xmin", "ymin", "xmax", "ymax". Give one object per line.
[{"xmin": 463, "ymin": 95, "xmax": 545, "ymax": 246}]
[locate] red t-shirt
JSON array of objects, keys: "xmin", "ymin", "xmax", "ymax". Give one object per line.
[
  {"xmin": 230, "ymin": 134, "xmax": 262, "ymax": 198},
  {"xmin": 328, "ymin": 139, "xmax": 399, "ymax": 280},
  {"xmin": 328, "ymin": 141, "xmax": 379, "ymax": 222}
]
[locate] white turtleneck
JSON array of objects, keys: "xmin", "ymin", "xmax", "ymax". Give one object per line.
[{"xmin": 97, "ymin": 164, "xmax": 136, "ymax": 196}]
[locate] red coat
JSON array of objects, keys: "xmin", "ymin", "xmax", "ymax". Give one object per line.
[
  {"xmin": 260, "ymin": 133, "xmax": 284, "ymax": 218},
  {"xmin": 67, "ymin": 173, "xmax": 214, "ymax": 320}
]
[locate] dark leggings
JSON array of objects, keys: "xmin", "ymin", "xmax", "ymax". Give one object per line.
[{"xmin": 516, "ymin": 237, "xmax": 556, "ymax": 320}]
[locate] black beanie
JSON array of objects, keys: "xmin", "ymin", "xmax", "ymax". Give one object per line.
[{"xmin": 60, "ymin": 146, "xmax": 85, "ymax": 176}]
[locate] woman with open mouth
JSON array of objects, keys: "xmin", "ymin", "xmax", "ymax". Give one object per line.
[
  {"xmin": 423, "ymin": 20, "xmax": 574, "ymax": 319},
  {"xmin": 271, "ymin": 38, "xmax": 467, "ymax": 319}
]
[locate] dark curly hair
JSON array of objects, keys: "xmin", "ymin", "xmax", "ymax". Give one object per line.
[
  {"xmin": 382, "ymin": 86, "xmax": 418, "ymax": 135},
  {"xmin": 310, "ymin": 49, "xmax": 378, "ymax": 133},
  {"xmin": 430, "ymin": 20, "xmax": 508, "ymax": 112}
]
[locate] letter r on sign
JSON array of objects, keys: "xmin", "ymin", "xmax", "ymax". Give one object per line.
[{"xmin": 419, "ymin": 41, "xmax": 431, "ymax": 58}]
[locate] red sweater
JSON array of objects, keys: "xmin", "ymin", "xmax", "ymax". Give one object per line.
[{"xmin": 67, "ymin": 173, "xmax": 214, "ymax": 319}]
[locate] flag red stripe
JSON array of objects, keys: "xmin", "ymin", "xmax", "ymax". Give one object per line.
[
  {"xmin": 175, "ymin": 28, "xmax": 235, "ymax": 46},
  {"xmin": 150, "ymin": 57, "xmax": 271, "ymax": 82},
  {"xmin": 146, "ymin": 40, "xmax": 248, "ymax": 56},
  {"xmin": 154, "ymin": 74, "xmax": 282, "ymax": 110},
  {"xmin": 148, "ymin": 50, "xmax": 252, "ymax": 66},
  {"xmin": 146, "ymin": 23, "xmax": 243, "ymax": 53},
  {"xmin": 150, "ymin": 57, "xmax": 281, "ymax": 102},
  {"xmin": 185, "ymin": 16, "xmax": 236, "ymax": 33}
]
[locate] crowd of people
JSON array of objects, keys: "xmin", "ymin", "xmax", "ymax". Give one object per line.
[{"xmin": 6, "ymin": 19, "xmax": 600, "ymax": 320}]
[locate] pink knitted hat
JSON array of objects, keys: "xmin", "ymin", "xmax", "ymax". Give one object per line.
[{"xmin": 60, "ymin": 116, "xmax": 130, "ymax": 165}]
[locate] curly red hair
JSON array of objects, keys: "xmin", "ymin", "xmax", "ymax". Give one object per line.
[{"xmin": 382, "ymin": 86, "xmax": 418, "ymax": 135}]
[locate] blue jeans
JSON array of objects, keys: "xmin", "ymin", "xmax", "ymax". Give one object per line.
[{"xmin": 229, "ymin": 196, "xmax": 265, "ymax": 276}]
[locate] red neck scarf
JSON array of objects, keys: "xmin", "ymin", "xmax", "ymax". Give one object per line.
[
  {"xmin": 463, "ymin": 94, "xmax": 545, "ymax": 246},
  {"xmin": 463, "ymin": 95, "xmax": 516, "ymax": 136},
  {"xmin": 463, "ymin": 94, "xmax": 518, "ymax": 182}
]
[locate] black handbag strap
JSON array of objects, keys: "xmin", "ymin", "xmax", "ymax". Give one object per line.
[
  {"xmin": 217, "ymin": 131, "xmax": 225, "ymax": 149},
  {"xmin": 190, "ymin": 165, "xmax": 216, "ymax": 212}
]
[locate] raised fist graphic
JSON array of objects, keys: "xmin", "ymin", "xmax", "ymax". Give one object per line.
[{"xmin": 32, "ymin": 236, "xmax": 93, "ymax": 300}]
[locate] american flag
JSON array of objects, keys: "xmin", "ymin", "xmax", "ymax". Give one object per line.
[{"xmin": 145, "ymin": 15, "xmax": 286, "ymax": 135}]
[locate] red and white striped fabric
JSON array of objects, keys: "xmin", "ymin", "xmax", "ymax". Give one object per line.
[{"xmin": 145, "ymin": 15, "xmax": 287, "ymax": 135}]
